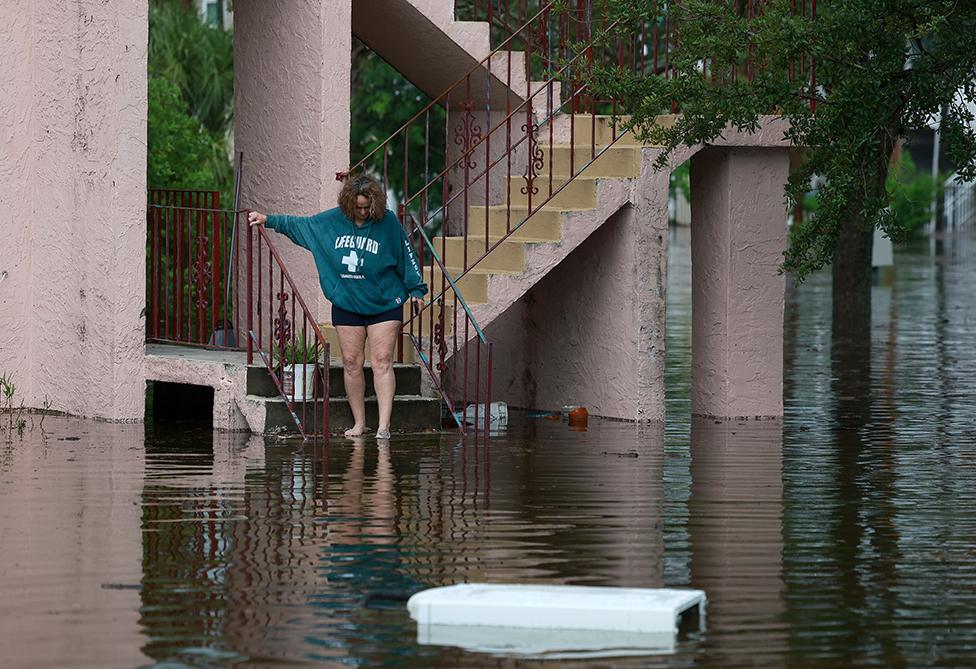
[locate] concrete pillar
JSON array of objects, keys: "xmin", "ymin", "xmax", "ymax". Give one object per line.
[
  {"xmin": 0, "ymin": 0, "xmax": 148, "ymax": 419},
  {"xmin": 690, "ymin": 147, "xmax": 789, "ymax": 418},
  {"xmin": 234, "ymin": 0, "xmax": 351, "ymax": 322}
]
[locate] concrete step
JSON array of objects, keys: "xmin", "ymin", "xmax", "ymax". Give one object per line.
[
  {"xmin": 437, "ymin": 237, "xmax": 525, "ymax": 274},
  {"xmin": 465, "ymin": 205, "xmax": 563, "ymax": 242},
  {"xmin": 254, "ymin": 394, "xmax": 442, "ymax": 434},
  {"xmin": 423, "ymin": 266, "xmax": 489, "ymax": 304},
  {"xmin": 537, "ymin": 144, "xmax": 642, "ymax": 178},
  {"xmin": 246, "ymin": 363, "xmax": 422, "ymax": 398},
  {"xmin": 560, "ymin": 114, "xmax": 643, "ymax": 147},
  {"xmin": 505, "ymin": 175, "xmax": 597, "ymax": 209}
]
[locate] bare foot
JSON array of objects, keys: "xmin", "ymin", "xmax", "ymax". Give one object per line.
[{"xmin": 344, "ymin": 424, "xmax": 369, "ymax": 438}]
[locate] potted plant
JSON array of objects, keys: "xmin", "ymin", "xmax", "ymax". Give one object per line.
[{"xmin": 273, "ymin": 332, "xmax": 321, "ymax": 401}]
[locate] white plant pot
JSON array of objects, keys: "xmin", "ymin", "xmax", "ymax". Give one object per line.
[{"xmin": 285, "ymin": 363, "xmax": 317, "ymax": 401}]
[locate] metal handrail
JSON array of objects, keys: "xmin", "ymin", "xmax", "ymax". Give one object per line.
[
  {"xmin": 399, "ymin": 210, "xmax": 494, "ymax": 435},
  {"xmin": 246, "ymin": 221, "xmax": 332, "ymax": 441}
]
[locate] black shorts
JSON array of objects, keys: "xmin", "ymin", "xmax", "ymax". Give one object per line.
[{"xmin": 331, "ymin": 304, "xmax": 403, "ymax": 328}]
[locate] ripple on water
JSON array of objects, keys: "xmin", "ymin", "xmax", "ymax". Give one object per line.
[{"xmin": 1, "ymin": 235, "xmax": 975, "ymax": 668}]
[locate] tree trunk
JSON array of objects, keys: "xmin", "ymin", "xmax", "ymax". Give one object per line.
[
  {"xmin": 831, "ymin": 213, "xmax": 874, "ymax": 342},
  {"xmin": 831, "ymin": 135, "xmax": 897, "ymax": 343}
]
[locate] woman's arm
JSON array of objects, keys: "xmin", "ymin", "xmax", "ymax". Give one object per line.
[
  {"xmin": 395, "ymin": 221, "xmax": 428, "ymax": 300},
  {"xmin": 248, "ymin": 210, "xmax": 322, "ymax": 251}
]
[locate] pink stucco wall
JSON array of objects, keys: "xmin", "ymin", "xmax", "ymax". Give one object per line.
[
  {"xmin": 690, "ymin": 147, "xmax": 790, "ymax": 418},
  {"xmin": 234, "ymin": 0, "xmax": 351, "ymax": 323},
  {"xmin": 464, "ymin": 142, "xmax": 689, "ymax": 421},
  {"xmin": 0, "ymin": 0, "xmax": 147, "ymax": 419},
  {"xmin": 485, "ymin": 205, "xmax": 667, "ymax": 419}
]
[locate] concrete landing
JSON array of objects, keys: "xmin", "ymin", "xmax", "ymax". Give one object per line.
[{"xmin": 145, "ymin": 344, "xmax": 443, "ymax": 435}]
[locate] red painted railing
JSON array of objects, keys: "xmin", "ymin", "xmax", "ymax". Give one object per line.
[
  {"xmin": 344, "ymin": 1, "xmax": 682, "ymax": 282},
  {"xmin": 400, "ymin": 211, "xmax": 495, "ymax": 437},
  {"xmin": 245, "ymin": 223, "xmax": 332, "ymax": 441},
  {"xmin": 147, "ymin": 189, "xmax": 242, "ymax": 349},
  {"xmin": 464, "ymin": 0, "xmax": 545, "ymax": 47}
]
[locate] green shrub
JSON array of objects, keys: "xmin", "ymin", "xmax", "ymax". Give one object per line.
[
  {"xmin": 148, "ymin": 77, "xmax": 217, "ymax": 190},
  {"xmin": 273, "ymin": 332, "xmax": 323, "ymax": 367},
  {"xmin": 148, "ymin": 1, "xmax": 234, "ymax": 197}
]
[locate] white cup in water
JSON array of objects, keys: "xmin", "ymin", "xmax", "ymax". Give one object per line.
[{"xmin": 462, "ymin": 401, "xmax": 509, "ymax": 427}]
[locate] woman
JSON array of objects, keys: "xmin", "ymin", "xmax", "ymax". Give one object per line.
[{"xmin": 248, "ymin": 175, "xmax": 427, "ymax": 439}]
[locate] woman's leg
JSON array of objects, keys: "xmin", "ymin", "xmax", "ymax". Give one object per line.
[
  {"xmin": 366, "ymin": 319, "xmax": 400, "ymax": 435},
  {"xmin": 335, "ymin": 325, "xmax": 368, "ymax": 437}
]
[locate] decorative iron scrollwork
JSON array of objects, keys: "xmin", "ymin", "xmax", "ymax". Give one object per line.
[
  {"xmin": 192, "ymin": 234, "xmax": 212, "ymax": 311},
  {"xmin": 274, "ymin": 290, "xmax": 292, "ymax": 348},
  {"xmin": 434, "ymin": 298, "xmax": 448, "ymax": 373},
  {"xmin": 453, "ymin": 101, "xmax": 482, "ymax": 171},
  {"xmin": 521, "ymin": 104, "xmax": 544, "ymax": 197}
]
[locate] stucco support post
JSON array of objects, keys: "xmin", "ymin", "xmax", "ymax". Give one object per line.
[
  {"xmin": 690, "ymin": 147, "xmax": 789, "ymax": 418},
  {"xmin": 234, "ymin": 0, "xmax": 351, "ymax": 322},
  {"xmin": 632, "ymin": 150, "xmax": 674, "ymax": 422},
  {"xmin": 0, "ymin": 0, "xmax": 147, "ymax": 419}
]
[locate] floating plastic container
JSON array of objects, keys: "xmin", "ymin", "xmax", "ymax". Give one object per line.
[
  {"xmin": 568, "ymin": 406, "xmax": 588, "ymax": 427},
  {"xmin": 456, "ymin": 401, "xmax": 508, "ymax": 427},
  {"xmin": 415, "ymin": 624, "xmax": 680, "ymax": 659},
  {"xmin": 407, "ymin": 584, "xmax": 706, "ymax": 639}
]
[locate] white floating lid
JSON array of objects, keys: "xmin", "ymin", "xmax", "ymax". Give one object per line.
[
  {"xmin": 407, "ymin": 583, "xmax": 706, "ymax": 635},
  {"xmin": 416, "ymin": 623, "xmax": 680, "ymax": 659}
]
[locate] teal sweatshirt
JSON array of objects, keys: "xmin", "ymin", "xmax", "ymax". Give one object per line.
[{"xmin": 266, "ymin": 207, "xmax": 428, "ymax": 315}]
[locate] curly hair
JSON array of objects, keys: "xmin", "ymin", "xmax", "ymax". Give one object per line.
[{"xmin": 338, "ymin": 174, "xmax": 387, "ymax": 222}]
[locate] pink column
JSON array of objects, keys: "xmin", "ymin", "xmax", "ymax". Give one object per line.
[
  {"xmin": 690, "ymin": 147, "xmax": 790, "ymax": 418},
  {"xmin": 0, "ymin": 0, "xmax": 147, "ymax": 419},
  {"xmin": 234, "ymin": 0, "xmax": 351, "ymax": 322}
]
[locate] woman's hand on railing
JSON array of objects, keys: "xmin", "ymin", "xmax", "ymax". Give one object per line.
[
  {"xmin": 410, "ymin": 296, "xmax": 424, "ymax": 313},
  {"xmin": 248, "ymin": 211, "xmax": 267, "ymax": 227}
]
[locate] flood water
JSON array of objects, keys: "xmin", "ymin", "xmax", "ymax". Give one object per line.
[{"xmin": 1, "ymin": 230, "xmax": 974, "ymax": 668}]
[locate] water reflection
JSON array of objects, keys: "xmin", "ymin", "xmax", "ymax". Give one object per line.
[
  {"xmin": 689, "ymin": 418, "xmax": 786, "ymax": 667},
  {"xmin": 4, "ymin": 236, "xmax": 976, "ymax": 667},
  {"xmin": 132, "ymin": 419, "xmax": 675, "ymax": 666},
  {"xmin": 0, "ymin": 419, "xmax": 147, "ymax": 669}
]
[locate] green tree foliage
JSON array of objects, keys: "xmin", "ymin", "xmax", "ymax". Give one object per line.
[
  {"xmin": 350, "ymin": 41, "xmax": 446, "ymax": 219},
  {"xmin": 588, "ymin": 0, "xmax": 976, "ymax": 282},
  {"xmin": 148, "ymin": 77, "xmax": 217, "ymax": 190},
  {"xmin": 801, "ymin": 151, "xmax": 946, "ymax": 243},
  {"xmin": 148, "ymin": 0, "xmax": 234, "ymax": 199},
  {"xmin": 887, "ymin": 152, "xmax": 945, "ymax": 239}
]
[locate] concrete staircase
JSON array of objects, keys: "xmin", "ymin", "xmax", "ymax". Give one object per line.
[
  {"xmin": 242, "ymin": 362, "xmax": 442, "ymax": 436},
  {"xmin": 428, "ymin": 114, "xmax": 649, "ymax": 327}
]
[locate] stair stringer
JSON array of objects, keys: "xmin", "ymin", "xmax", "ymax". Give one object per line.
[
  {"xmin": 353, "ymin": 0, "xmax": 556, "ymax": 109},
  {"xmin": 470, "ymin": 142, "xmax": 704, "ymax": 327},
  {"xmin": 442, "ymin": 142, "xmax": 706, "ymax": 421}
]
